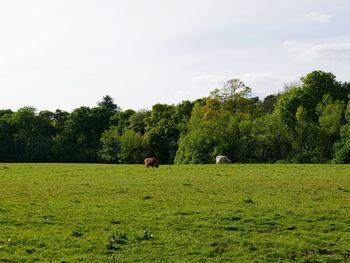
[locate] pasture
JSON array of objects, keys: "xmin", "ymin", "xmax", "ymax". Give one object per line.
[{"xmin": 0, "ymin": 164, "xmax": 350, "ymax": 262}]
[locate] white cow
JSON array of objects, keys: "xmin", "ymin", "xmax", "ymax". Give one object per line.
[{"xmin": 216, "ymin": 155, "xmax": 232, "ymax": 164}]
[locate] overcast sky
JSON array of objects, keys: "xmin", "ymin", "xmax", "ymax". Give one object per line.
[{"xmin": 0, "ymin": 0, "xmax": 349, "ymax": 112}]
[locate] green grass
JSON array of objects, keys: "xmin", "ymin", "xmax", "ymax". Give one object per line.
[{"xmin": 1, "ymin": 163, "xmax": 350, "ymax": 262}]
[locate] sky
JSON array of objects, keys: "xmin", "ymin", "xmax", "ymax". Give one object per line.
[{"xmin": 0, "ymin": 0, "xmax": 349, "ymax": 112}]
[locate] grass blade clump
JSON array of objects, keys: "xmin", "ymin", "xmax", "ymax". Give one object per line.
[{"xmin": 107, "ymin": 232, "xmax": 128, "ymax": 251}]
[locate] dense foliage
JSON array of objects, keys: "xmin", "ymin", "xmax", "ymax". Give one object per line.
[{"xmin": 1, "ymin": 71, "xmax": 350, "ymax": 164}]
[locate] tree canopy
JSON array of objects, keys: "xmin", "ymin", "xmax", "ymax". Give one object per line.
[{"xmin": 1, "ymin": 71, "xmax": 350, "ymax": 164}]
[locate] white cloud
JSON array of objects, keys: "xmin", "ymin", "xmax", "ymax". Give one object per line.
[
  {"xmin": 283, "ymin": 40, "xmax": 350, "ymax": 61},
  {"xmin": 190, "ymin": 75, "xmax": 226, "ymax": 91},
  {"xmin": 173, "ymin": 75, "xmax": 226, "ymax": 102},
  {"xmin": 239, "ymin": 72, "xmax": 288, "ymax": 98},
  {"xmin": 175, "ymin": 73, "xmax": 288, "ymax": 101},
  {"xmin": 0, "ymin": 1, "xmax": 349, "ymax": 111},
  {"xmin": 303, "ymin": 12, "xmax": 332, "ymax": 23}
]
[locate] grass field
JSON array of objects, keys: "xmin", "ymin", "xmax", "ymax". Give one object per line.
[{"xmin": 1, "ymin": 163, "xmax": 350, "ymax": 262}]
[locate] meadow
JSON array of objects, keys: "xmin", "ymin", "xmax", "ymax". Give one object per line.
[{"xmin": 0, "ymin": 163, "xmax": 350, "ymax": 262}]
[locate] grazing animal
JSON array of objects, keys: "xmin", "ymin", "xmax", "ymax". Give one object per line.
[
  {"xmin": 216, "ymin": 155, "xmax": 232, "ymax": 164},
  {"xmin": 144, "ymin": 157, "xmax": 159, "ymax": 168}
]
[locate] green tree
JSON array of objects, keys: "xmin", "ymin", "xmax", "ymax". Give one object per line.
[
  {"xmin": 5, "ymin": 107, "xmax": 57, "ymax": 162},
  {"xmin": 262, "ymin": 94, "xmax": 279, "ymax": 114},
  {"xmin": 276, "ymin": 71, "xmax": 349, "ymax": 128},
  {"xmin": 0, "ymin": 112, "xmax": 16, "ymax": 161},
  {"xmin": 117, "ymin": 130, "xmax": 148, "ymax": 164},
  {"xmin": 289, "ymin": 106, "xmax": 327, "ymax": 163},
  {"xmin": 275, "ymin": 85, "xmax": 305, "ymax": 127},
  {"xmin": 175, "ymin": 98, "xmax": 234, "ymax": 164},
  {"xmin": 129, "ymin": 110, "xmax": 149, "ymax": 134},
  {"xmin": 210, "ymin": 79, "xmax": 261, "ymax": 118},
  {"xmin": 333, "ymin": 100, "xmax": 350, "ymax": 163},
  {"xmin": 174, "ymin": 100, "xmax": 194, "ymax": 135},
  {"xmin": 145, "ymin": 104, "xmax": 179, "ymax": 164},
  {"xmin": 62, "ymin": 106, "xmax": 113, "ymax": 162},
  {"xmin": 0, "ymin": 109, "xmax": 13, "ymax": 118},
  {"xmin": 175, "ymin": 103, "xmax": 213, "ymax": 164},
  {"xmin": 275, "ymin": 71, "xmax": 350, "ymax": 162},
  {"xmin": 97, "ymin": 95, "xmax": 120, "ymax": 112},
  {"xmin": 316, "ymin": 95, "xmax": 345, "ymax": 135},
  {"xmin": 11, "ymin": 107, "xmax": 40, "ymax": 161},
  {"xmin": 223, "ymin": 79, "xmax": 252, "ymax": 99},
  {"xmin": 111, "ymin": 109, "xmax": 136, "ymax": 134},
  {"xmin": 99, "ymin": 127, "xmax": 121, "ymax": 163},
  {"xmin": 52, "ymin": 109, "xmax": 69, "ymax": 133},
  {"xmin": 248, "ymin": 114, "xmax": 291, "ymax": 162}
]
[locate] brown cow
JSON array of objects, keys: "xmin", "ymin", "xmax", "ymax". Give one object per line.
[{"xmin": 144, "ymin": 157, "xmax": 159, "ymax": 168}]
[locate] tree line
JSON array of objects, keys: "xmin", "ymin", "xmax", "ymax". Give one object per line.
[{"xmin": 1, "ymin": 70, "xmax": 350, "ymax": 164}]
